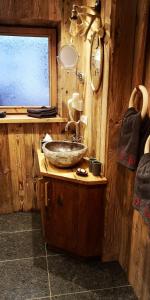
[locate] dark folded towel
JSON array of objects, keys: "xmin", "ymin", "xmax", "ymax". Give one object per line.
[
  {"xmin": 27, "ymin": 106, "xmax": 57, "ymax": 118},
  {"xmin": 133, "ymin": 153, "xmax": 150, "ymax": 227},
  {"xmin": 28, "ymin": 111, "xmax": 57, "ymax": 118},
  {"xmin": 0, "ymin": 111, "xmax": 6, "ymax": 118},
  {"xmin": 27, "ymin": 106, "xmax": 57, "ymax": 114},
  {"xmin": 118, "ymin": 107, "xmax": 142, "ymax": 170}
]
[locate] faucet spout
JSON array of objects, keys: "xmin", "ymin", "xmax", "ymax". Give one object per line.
[
  {"xmin": 65, "ymin": 120, "xmax": 81, "ymax": 142},
  {"xmin": 65, "ymin": 121, "xmax": 76, "ymax": 132}
]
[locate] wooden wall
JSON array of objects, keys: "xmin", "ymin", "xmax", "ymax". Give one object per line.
[
  {"xmin": 0, "ymin": 0, "xmax": 81, "ymax": 213},
  {"xmin": 0, "ymin": 0, "xmax": 61, "ymax": 22},
  {"xmin": 0, "ymin": 123, "xmax": 66, "ymax": 213},
  {"xmin": 128, "ymin": 211, "xmax": 150, "ymax": 299},
  {"xmin": 0, "ymin": 0, "xmax": 110, "ymax": 212},
  {"xmin": 82, "ymin": 0, "xmax": 111, "ymax": 165},
  {"xmin": 102, "ymin": 0, "xmax": 139, "ymax": 262},
  {"xmin": 102, "ymin": 0, "xmax": 150, "ymax": 299},
  {"xmin": 0, "ymin": 1, "xmax": 150, "ymax": 298},
  {"xmin": 59, "ymin": 0, "xmax": 111, "ymax": 165},
  {"xmin": 128, "ymin": 3, "xmax": 150, "ymax": 299}
]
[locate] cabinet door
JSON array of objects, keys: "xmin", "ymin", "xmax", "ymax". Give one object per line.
[
  {"xmin": 38, "ymin": 177, "xmax": 103, "ymax": 257},
  {"xmin": 45, "ymin": 178, "xmax": 79, "ymax": 252}
]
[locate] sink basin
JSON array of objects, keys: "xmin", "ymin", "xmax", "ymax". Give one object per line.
[{"xmin": 42, "ymin": 141, "xmax": 87, "ymax": 168}]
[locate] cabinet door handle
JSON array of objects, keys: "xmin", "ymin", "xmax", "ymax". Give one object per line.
[
  {"xmin": 44, "ymin": 182, "xmax": 49, "ymax": 207},
  {"xmin": 37, "ymin": 178, "xmax": 43, "ymax": 203},
  {"xmin": 57, "ymin": 195, "xmax": 63, "ymax": 207}
]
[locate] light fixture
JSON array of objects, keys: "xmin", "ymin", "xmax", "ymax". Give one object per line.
[
  {"xmin": 69, "ymin": 0, "xmax": 104, "ymax": 41},
  {"xmin": 69, "ymin": 5, "xmax": 79, "ymax": 37}
]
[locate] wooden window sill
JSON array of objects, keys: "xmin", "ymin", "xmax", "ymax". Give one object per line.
[{"xmin": 0, "ymin": 114, "xmax": 68, "ymax": 124}]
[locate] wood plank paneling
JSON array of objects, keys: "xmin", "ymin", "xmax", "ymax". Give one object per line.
[
  {"xmin": 82, "ymin": 0, "xmax": 111, "ymax": 163},
  {"xmin": 128, "ymin": 211, "xmax": 150, "ymax": 300},
  {"xmin": 0, "ymin": 123, "xmax": 66, "ymax": 213},
  {"xmin": 132, "ymin": 0, "xmax": 149, "ymax": 87},
  {"xmin": 0, "ymin": 0, "xmax": 61, "ymax": 21},
  {"xmin": 126, "ymin": 3, "xmax": 150, "ymax": 299},
  {"xmin": 102, "ymin": 0, "xmax": 138, "ymax": 262},
  {"xmin": 144, "ymin": 6, "xmax": 150, "ymax": 109},
  {"xmin": 0, "ymin": 125, "xmax": 13, "ymax": 213},
  {"xmin": 1, "ymin": 4, "xmax": 150, "ymax": 300},
  {"xmin": 102, "ymin": 0, "xmax": 150, "ymax": 298},
  {"xmin": 59, "ymin": 0, "xmax": 83, "ymax": 118},
  {"xmin": 24, "ymin": 124, "xmax": 37, "ymax": 210},
  {"xmin": 0, "ymin": 0, "xmax": 69, "ymax": 213},
  {"xmin": 8, "ymin": 124, "xmax": 28, "ymax": 211},
  {"xmin": 119, "ymin": 0, "xmax": 150, "ymax": 270}
]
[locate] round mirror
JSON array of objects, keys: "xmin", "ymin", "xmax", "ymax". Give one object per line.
[
  {"xmin": 90, "ymin": 32, "xmax": 103, "ymax": 92},
  {"xmin": 57, "ymin": 45, "xmax": 79, "ymax": 69}
]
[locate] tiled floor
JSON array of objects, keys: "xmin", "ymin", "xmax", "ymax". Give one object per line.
[{"xmin": 0, "ymin": 212, "xmax": 137, "ymax": 300}]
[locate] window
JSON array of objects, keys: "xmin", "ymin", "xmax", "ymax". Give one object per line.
[{"xmin": 0, "ymin": 27, "xmax": 57, "ymax": 113}]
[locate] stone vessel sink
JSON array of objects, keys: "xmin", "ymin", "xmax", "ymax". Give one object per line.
[{"xmin": 42, "ymin": 141, "xmax": 87, "ymax": 168}]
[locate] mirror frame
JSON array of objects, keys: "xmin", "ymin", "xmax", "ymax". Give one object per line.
[{"xmin": 90, "ymin": 31, "xmax": 103, "ymax": 92}]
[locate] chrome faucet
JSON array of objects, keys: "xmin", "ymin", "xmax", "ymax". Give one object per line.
[{"xmin": 65, "ymin": 120, "xmax": 82, "ymax": 142}]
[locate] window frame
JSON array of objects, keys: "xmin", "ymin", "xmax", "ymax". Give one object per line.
[{"xmin": 0, "ymin": 26, "xmax": 57, "ymax": 113}]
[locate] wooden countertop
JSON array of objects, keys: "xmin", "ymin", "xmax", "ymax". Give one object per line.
[
  {"xmin": 37, "ymin": 150, "xmax": 107, "ymax": 185},
  {"xmin": 0, "ymin": 114, "xmax": 67, "ymax": 124}
]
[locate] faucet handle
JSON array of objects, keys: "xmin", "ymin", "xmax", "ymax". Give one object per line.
[
  {"xmin": 78, "ymin": 136, "xmax": 84, "ymax": 143},
  {"xmin": 72, "ymin": 135, "xmax": 83, "ymax": 143}
]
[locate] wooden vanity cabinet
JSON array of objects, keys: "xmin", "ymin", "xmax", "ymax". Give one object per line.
[{"xmin": 38, "ymin": 177, "xmax": 105, "ymax": 257}]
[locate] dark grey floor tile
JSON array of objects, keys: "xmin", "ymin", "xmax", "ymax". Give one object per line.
[
  {"xmin": 0, "ymin": 212, "xmax": 41, "ymax": 232},
  {"xmin": 0, "ymin": 230, "xmax": 45, "ymax": 261},
  {"xmin": 0, "ymin": 257, "xmax": 49, "ymax": 299},
  {"xmin": 51, "ymin": 286, "xmax": 137, "ymax": 299},
  {"xmin": 26, "ymin": 297, "xmax": 51, "ymax": 300},
  {"xmin": 46, "ymin": 244, "xmax": 66, "ymax": 256},
  {"xmin": 48, "ymin": 255, "xmax": 129, "ymax": 296},
  {"xmin": 30, "ymin": 298, "xmax": 50, "ymax": 300}
]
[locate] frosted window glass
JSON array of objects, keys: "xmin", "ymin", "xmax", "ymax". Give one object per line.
[{"xmin": 0, "ymin": 36, "xmax": 50, "ymax": 106}]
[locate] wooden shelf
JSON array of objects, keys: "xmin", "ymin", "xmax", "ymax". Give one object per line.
[
  {"xmin": 37, "ymin": 150, "xmax": 107, "ymax": 186},
  {"xmin": 0, "ymin": 114, "xmax": 67, "ymax": 124}
]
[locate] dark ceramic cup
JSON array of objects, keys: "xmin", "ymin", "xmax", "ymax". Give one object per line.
[
  {"xmin": 89, "ymin": 157, "xmax": 97, "ymax": 172},
  {"xmin": 92, "ymin": 160, "xmax": 102, "ymax": 176}
]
